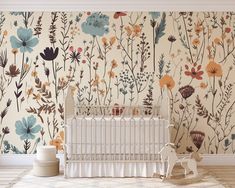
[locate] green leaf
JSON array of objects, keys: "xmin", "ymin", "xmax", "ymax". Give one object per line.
[{"xmin": 231, "ymin": 134, "xmax": 235, "ymax": 140}]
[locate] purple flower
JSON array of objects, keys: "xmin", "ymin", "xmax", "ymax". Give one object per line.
[
  {"xmin": 179, "ymin": 85, "xmax": 195, "ymax": 99},
  {"xmin": 40, "ymin": 47, "xmax": 59, "ymax": 61}
]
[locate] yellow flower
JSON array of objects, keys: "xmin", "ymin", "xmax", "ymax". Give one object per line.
[
  {"xmin": 92, "ymin": 74, "xmax": 100, "ymax": 86},
  {"xmin": 31, "ymin": 70, "xmax": 38, "ymax": 77},
  {"xmin": 206, "ymin": 60, "xmax": 222, "ymax": 77},
  {"xmin": 192, "ymin": 38, "xmax": 200, "ymax": 47},
  {"xmin": 102, "ymin": 37, "xmax": 108, "ymax": 46},
  {"xmin": 108, "ymin": 71, "xmax": 115, "ymax": 78},
  {"xmin": 70, "ymin": 86, "xmax": 76, "ymax": 95},
  {"xmin": 226, "ymin": 38, "xmax": 232, "ymax": 45},
  {"xmin": 200, "ymin": 82, "xmax": 208, "ymax": 89},
  {"xmin": 111, "ymin": 59, "xmax": 118, "ymax": 69},
  {"xmin": 43, "ymin": 82, "xmax": 50, "ymax": 88},
  {"xmin": 12, "ymin": 48, "xmax": 18, "ymax": 55},
  {"xmin": 109, "ymin": 36, "xmax": 116, "ymax": 46},
  {"xmin": 26, "ymin": 88, "xmax": 33, "ymax": 97},
  {"xmin": 125, "ymin": 26, "xmax": 132, "ymax": 36},
  {"xmin": 99, "ymin": 89, "xmax": 105, "ymax": 96},
  {"xmin": 159, "ymin": 75, "xmax": 175, "ymax": 90},
  {"xmin": 23, "ymin": 64, "xmax": 30, "ymax": 72},
  {"xmin": 214, "ymin": 37, "xmax": 221, "ymax": 45},
  {"xmin": 34, "ymin": 93, "xmax": 41, "ymax": 101}
]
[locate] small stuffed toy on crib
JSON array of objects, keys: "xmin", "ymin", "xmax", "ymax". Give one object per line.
[{"xmin": 159, "ymin": 143, "xmax": 202, "ymax": 178}]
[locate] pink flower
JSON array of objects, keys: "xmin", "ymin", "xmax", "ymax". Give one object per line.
[
  {"xmin": 78, "ymin": 47, "xmax": 82, "ymax": 53},
  {"xmin": 69, "ymin": 46, "xmax": 74, "ymax": 52}
]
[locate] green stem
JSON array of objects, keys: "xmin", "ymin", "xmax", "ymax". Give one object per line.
[
  {"xmin": 153, "ymin": 25, "xmax": 156, "ymax": 71},
  {"xmin": 52, "ymin": 60, "xmax": 58, "ymax": 102},
  {"xmin": 0, "ymin": 134, "xmax": 5, "ymax": 153},
  {"xmin": 212, "ymin": 76, "xmax": 216, "ymax": 116}
]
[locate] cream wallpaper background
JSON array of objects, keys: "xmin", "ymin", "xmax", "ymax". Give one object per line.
[{"xmin": 0, "ymin": 11, "xmax": 235, "ymax": 154}]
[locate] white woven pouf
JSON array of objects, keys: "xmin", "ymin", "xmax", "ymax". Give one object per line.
[
  {"xmin": 33, "ymin": 158, "xmax": 59, "ymax": 177},
  {"xmin": 33, "ymin": 146, "xmax": 59, "ymax": 177}
]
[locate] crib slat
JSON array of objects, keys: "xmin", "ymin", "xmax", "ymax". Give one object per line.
[
  {"xmin": 148, "ymin": 118, "xmax": 151, "ymax": 161},
  {"xmin": 129, "ymin": 118, "xmax": 131, "ymax": 161}
]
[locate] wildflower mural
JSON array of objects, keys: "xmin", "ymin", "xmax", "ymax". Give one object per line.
[{"xmin": 0, "ymin": 12, "xmax": 235, "ymax": 154}]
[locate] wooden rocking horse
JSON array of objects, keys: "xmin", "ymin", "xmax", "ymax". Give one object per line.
[{"xmin": 159, "ymin": 143, "xmax": 201, "ymax": 178}]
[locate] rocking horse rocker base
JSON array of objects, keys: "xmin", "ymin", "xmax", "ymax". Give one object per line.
[{"xmin": 159, "ymin": 143, "xmax": 201, "ymax": 179}]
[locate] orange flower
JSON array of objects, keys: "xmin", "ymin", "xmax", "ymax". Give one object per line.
[
  {"xmin": 50, "ymin": 139, "xmax": 63, "ymax": 151},
  {"xmin": 132, "ymin": 25, "xmax": 141, "ymax": 37},
  {"xmin": 3, "ymin": 30, "xmax": 7, "ymax": 36},
  {"xmin": 59, "ymin": 131, "xmax": 64, "ymax": 141},
  {"xmin": 214, "ymin": 37, "xmax": 221, "ymax": 45},
  {"xmin": 192, "ymin": 38, "xmax": 200, "ymax": 46},
  {"xmin": 159, "ymin": 75, "xmax": 175, "ymax": 90},
  {"xmin": 43, "ymin": 82, "xmax": 50, "ymax": 88},
  {"xmin": 200, "ymin": 82, "xmax": 208, "ymax": 89},
  {"xmin": 125, "ymin": 26, "xmax": 132, "ymax": 36},
  {"xmin": 102, "ymin": 37, "xmax": 108, "ymax": 46},
  {"xmin": 132, "ymin": 107, "xmax": 140, "ymax": 116},
  {"xmin": 108, "ymin": 71, "xmax": 115, "ymax": 78},
  {"xmin": 109, "ymin": 36, "xmax": 116, "ymax": 45},
  {"xmin": 111, "ymin": 59, "xmax": 118, "ymax": 69},
  {"xmin": 206, "ymin": 60, "xmax": 222, "ymax": 77},
  {"xmin": 194, "ymin": 21, "xmax": 203, "ymax": 35}
]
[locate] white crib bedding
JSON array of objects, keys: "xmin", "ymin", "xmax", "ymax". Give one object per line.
[
  {"xmin": 65, "ymin": 161, "xmax": 166, "ymax": 177},
  {"xmin": 65, "ymin": 116, "xmax": 169, "ymax": 157}
]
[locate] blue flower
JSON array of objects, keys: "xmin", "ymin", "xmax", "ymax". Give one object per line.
[
  {"xmin": 15, "ymin": 115, "xmax": 41, "ymax": 140},
  {"xmin": 81, "ymin": 12, "xmax": 109, "ymax": 37},
  {"xmin": 10, "ymin": 27, "xmax": 39, "ymax": 53},
  {"xmin": 149, "ymin": 12, "xmax": 161, "ymax": 20}
]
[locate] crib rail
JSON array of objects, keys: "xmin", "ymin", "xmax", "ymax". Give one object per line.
[
  {"xmin": 74, "ymin": 105, "xmax": 162, "ymax": 117},
  {"xmin": 64, "ymin": 114, "xmax": 169, "ymax": 162}
]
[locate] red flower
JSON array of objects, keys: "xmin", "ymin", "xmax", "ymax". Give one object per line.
[
  {"xmin": 184, "ymin": 63, "xmax": 203, "ymax": 80},
  {"xmin": 112, "ymin": 104, "xmax": 125, "ymax": 115},
  {"xmin": 190, "ymin": 130, "xmax": 205, "ymax": 150},
  {"xmin": 113, "ymin": 12, "xmax": 127, "ymax": 19},
  {"xmin": 225, "ymin": 27, "xmax": 231, "ymax": 33}
]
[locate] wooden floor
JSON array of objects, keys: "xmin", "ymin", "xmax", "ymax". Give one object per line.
[
  {"xmin": 0, "ymin": 166, "xmax": 234, "ymax": 188},
  {"xmin": 0, "ymin": 166, "xmax": 30, "ymax": 188},
  {"xmin": 204, "ymin": 166, "xmax": 235, "ymax": 188}
]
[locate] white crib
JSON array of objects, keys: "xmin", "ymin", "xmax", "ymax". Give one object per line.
[{"xmin": 64, "ymin": 87, "xmax": 171, "ymax": 178}]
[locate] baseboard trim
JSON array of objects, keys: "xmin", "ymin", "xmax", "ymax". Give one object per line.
[
  {"xmin": 0, "ymin": 154, "xmax": 64, "ymax": 167},
  {"xmin": 0, "ymin": 154, "xmax": 234, "ymax": 166}
]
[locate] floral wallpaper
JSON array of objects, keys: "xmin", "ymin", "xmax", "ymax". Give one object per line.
[{"xmin": 0, "ymin": 11, "xmax": 235, "ymax": 154}]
